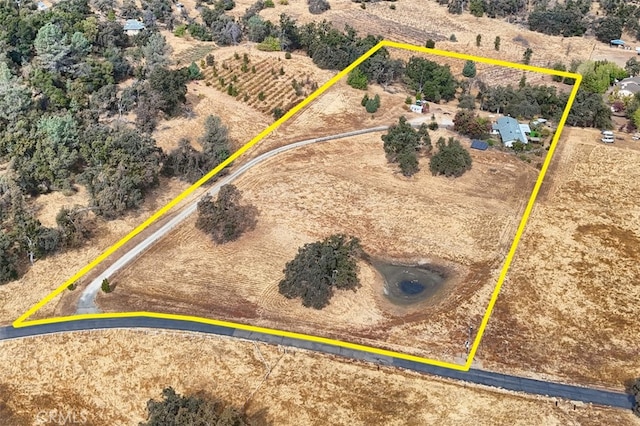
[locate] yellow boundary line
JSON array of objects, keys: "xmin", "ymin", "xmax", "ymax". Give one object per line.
[{"xmin": 12, "ymin": 41, "xmax": 582, "ymax": 372}]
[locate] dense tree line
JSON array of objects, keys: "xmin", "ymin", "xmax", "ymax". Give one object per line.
[
  {"xmin": 0, "ymin": 0, "xmax": 211, "ymax": 284},
  {"xmin": 279, "ymin": 234, "xmax": 362, "ymax": 309},
  {"xmin": 140, "ymin": 387, "xmax": 256, "ymax": 426},
  {"xmin": 476, "ymin": 82, "xmax": 567, "ymax": 120},
  {"xmin": 382, "ymin": 116, "xmax": 431, "ymax": 176}
]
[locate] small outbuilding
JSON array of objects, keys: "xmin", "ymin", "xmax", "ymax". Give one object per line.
[
  {"xmin": 410, "ymin": 102, "xmax": 429, "ymax": 114},
  {"xmin": 123, "ymin": 19, "xmax": 146, "ymax": 36}
]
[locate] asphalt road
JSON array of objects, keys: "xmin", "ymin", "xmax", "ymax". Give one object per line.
[{"xmin": 2, "ymin": 319, "xmax": 633, "ymax": 410}]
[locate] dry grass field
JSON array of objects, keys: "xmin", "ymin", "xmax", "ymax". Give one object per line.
[
  {"xmin": 0, "ymin": 330, "xmax": 636, "ymax": 425},
  {"xmin": 89, "ymin": 129, "xmax": 539, "ymax": 364},
  {"xmin": 481, "ymin": 128, "xmax": 640, "ymax": 389}
]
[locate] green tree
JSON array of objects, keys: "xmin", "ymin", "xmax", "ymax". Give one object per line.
[
  {"xmin": 494, "ymin": 36, "xmax": 500, "ymax": 51},
  {"xmin": 200, "ymin": 115, "xmax": 232, "ymax": 167},
  {"xmin": 0, "ymin": 231, "xmax": 18, "ymax": 285},
  {"xmin": 551, "ymin": 62, "xmax": 566, "ymax": 82},
  {"xmin": 594, "ymin": 16, "xmax": 623, "ymax": 44},
  {"xmin": 0, "ymin": 62, "xmax": 32, "ymax": 123},
  {"xmin": 279, "ymin": 234, "xmax": 361, "ymax": 309},
  {"xmin": 80, "ymin": 125, "xmax": 163, "ymax": 218},
  {"xmin": 56, "ymin": 206, "xmax": 93, "ymax": 248},
  {"xmin": 405, "ymin": 56, "xmax": 457, "ymax": 102},
  {"xmin": 429, "ymin": 137, "xmax": 472, "ymax": 178},
  {"xmin": 308, "ymin": 0, "xmax": 330, "ymax": 14},
  {"xmin": 196, "ymin": 184, "xmax": 257, "ymax": 244},
  {"xmin": 101, "ymin": 278, "xmax": 111, "ymax": 293},
  {"xmin": 522, "ymin": 48, "xmax": 533, "ymax": 65},
  {"xmin": 453, "ymin": 109, "xmax": 490, "ymax": 139},
  {"xmin": 364, "ymin": 94, "xmax": 380, "ymax": 113},
  {"xmin": 142, "ymin": 32, "xmax": 171, "ymax": 73},
  {"xmin": 469, "ymin": 0, "xmax": 484, "ymax": 16},
  {"xmin": 626, "ymin": 57, "xmax": 640, "ymax": 77},
  {"xmin": 148, "ymin": 67, "xmax": 188, "ymax": 116},
  {"xmin": 566, "ymin": 88, "xmax": 612, "ymax": 128},
  {"xmin": 382, "ymin": 116, "xmax": 422, "ymax": 176},
  {"xmin": 462, "ymin": 60, "xmax": 476, "ymax": 78},
  {"xmin": 347, "ymin": 67, "xmax": 368, "ymax": 89}
]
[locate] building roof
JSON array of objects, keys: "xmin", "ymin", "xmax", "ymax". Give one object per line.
[
  {"xmin": 470, "ymin": 140, "xmax": 489, "ymax": 150},
  {"xmin": 123, "ymin": 19, "xmax": 145, "ymax": 31},
  {"xmin": 492, "ymin": 117, "xmax": 527, "ymax": 144},
  {"xmin": 616, "ymin": 77, "xmax": 640, "ymax": 94},
  {"xmin": 610, "ymin": 39, "xmax": 625, "ymax": 45},
  {"xmin": 519, "ymin": 123, "xmax": 531, "ymax": 134},
  {"xmin": 37, "ymin": 1, "xmax": 48, "ymax": 9}
]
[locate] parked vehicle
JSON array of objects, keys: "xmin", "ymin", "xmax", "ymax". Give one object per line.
[{"xmin": 601, "ymin": 137, "xmax": 615, "ymax": 144}]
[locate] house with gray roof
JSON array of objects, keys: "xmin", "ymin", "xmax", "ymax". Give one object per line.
[
  {"xmin": 615, "ymin": 76, "xmax": 640, "ymax": 97},
  {"xmin": 123, "ymin": 19, "xmax": 145, "ymax": 36},
  {"xmin": 492, "ymin": 116, "xmax": 528, "ymax": 148}
]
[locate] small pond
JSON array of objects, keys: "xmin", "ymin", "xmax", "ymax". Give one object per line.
[{"xmin": 372, "ymin": 261, "xmax": 447, "ymax": 306}]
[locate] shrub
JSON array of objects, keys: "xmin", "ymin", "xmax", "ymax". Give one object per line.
[
  {"xmin": 449, "ymin": 34, "xmax": 457, "ymax": 42},
  {"xmin": 279, "ymin": 66, "xmax": 285, "ymax": 75},
  {"xmin": 428, "ymin": 121, "xmax": 438, "ymax": 130},
  {"xmin": 264, "ymin": 0, "xmax": 274, "ymax": 7},
  {"xmin": 187, "ymin": 62, "xmax": 204, "ymax": 80},
  {"xmin": 405, "ymin": 96, "xmax": 412, "ymax": 104},
  {"xmin": 364, "ymin": 94, "xmax": 380, "ymax": 113},
  {"xmin": 234, "ymin": 52, "xmax": 240, "ymax": 60},
  {"xmin": 101, "ymin": 278, "xmax": 112, "ymax": 293},
  {"xmin": 173, "ymin": 24, "xmax": 187, "ymax": 37},
  {"xmin": 462, "ymin": 60, "xmax": 476, "ymax": 78},
  {"xmin": 273, "ymin": 107, "xmax": 284, "ymax": 119},
  {"xmin": 285, "ymin": 52, "xmax": 292, "ymax": 59},
  {"xmin": 362, "ymin": 94, "xmax": 369, "ymax": 106},
  {"xmin": 390, "ymin": 4, "xmax": 395, "ymax": 9},
  {"xmin": 206, "ymin": 54, "xmax": 215, "ymax": 67},
  {"xmin": 251, "ymin": 65, "xmax": 256, "ymax": 73},
  {"xmin": 347, "ymin": 67, "xmax": 368, "ymax": 90},
  {"xmin": 476, "ymin": 34, "xmax": 481, "ymax": 47},
  {"xmin": 279, "ymin": 0, "xmax": 288, "ymax": 3},
  {"xmin": 258, "ymin": 91, "xmax": 265, "ymax": 101},
  {"xmin": 360, "ymin": 2, "xmax": 365, "ymax": 8},
  {"xmin": 494, "ymin": 36, "xmax": 501, "ymax": 51},
  {"xmin": 429, "ymin": 137, "xmax": 472, "ymax": 177},
  {"xmin": 425, "ymin": 39, "xmax": 435, "ymax": 48},
  {"xmin": 257, "ymin": 36, "xmax": 281, "ymax": 51}
]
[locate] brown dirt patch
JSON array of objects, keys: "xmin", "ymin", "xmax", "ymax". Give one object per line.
[
  {"xmin": 481, "ymin": 127, "xmax": 640, "ymax": 389},
  {"xmin": 0, "ymin": 330, "xmax": 636, "ymax": 425}
]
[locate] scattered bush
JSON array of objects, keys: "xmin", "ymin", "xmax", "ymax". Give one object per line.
[
  {"xmin": 494, "ymin": 36, "xmax": 501, "ymax": 51},
  {"xmin": 425, "ymin": 39, "xmax": 435, "ymax": 48},
  {"xmin": 264, "ymin": 0, "xmax": 274, "ymax": 7},
  {"xmin": 449, "ymin": 34, "xmax": 457, "ymax": 42},
  {"xmin": 273, "ymin": 107, "xmax": 284, "ymax": 119},
  {"xmin": 462, "ymin": 60, "xmax": 476, "ymax": 78},
  {"xmin": 173, "ymin": 24, "xmax": 187, "ymax": 37},
  {"xmin": 258, "ymin": 91, "xmax": 265, "ymax": 101},
  {"xmin": 364, "ymin": 94, "xmax": 380, "ymax": 113},
  {"xmin": 285, "ymin": 52, "xmax": 292, "ymax": 59},
  {"xmin": 428, "ymin": 121, "xmax": 438, "ymax": 130},
  {"xmin": 206, "ymin": 54, "xmax": 215, "ymax": 67}
]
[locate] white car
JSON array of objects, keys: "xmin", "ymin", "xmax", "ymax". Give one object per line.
[{"xmin": 601, "ymin": 137, "xmax": 615, "ymax": 144}]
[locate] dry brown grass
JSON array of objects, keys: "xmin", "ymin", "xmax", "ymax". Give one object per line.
[
  {"xmin": 0, "ymin": 330, "xmax": 636, "ymax": 425},
  {"xmin": 481, "ymin": 128, "xmax": 640, "ymax": 389},
  {"xmin": 84, "ymin": 127, "xmax": 539, "ymax": 364}
]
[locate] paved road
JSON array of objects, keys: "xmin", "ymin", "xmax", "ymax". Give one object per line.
[
  {"xmin": 2, "ymin": 319, "xmax": 633, "ymax": 410},
  {"xmin": 77, "ymin": 125, "xmax": 392, "ymax": 314}
]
